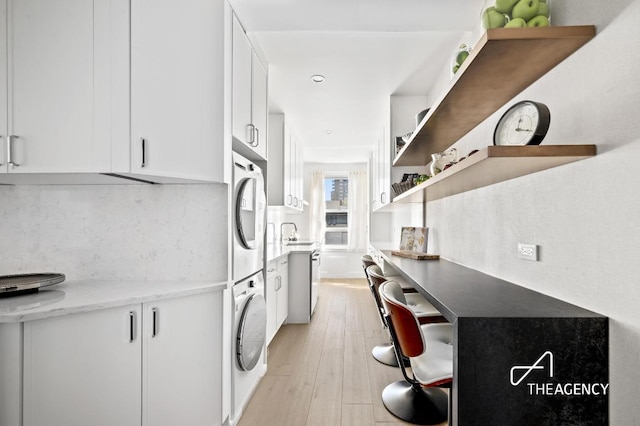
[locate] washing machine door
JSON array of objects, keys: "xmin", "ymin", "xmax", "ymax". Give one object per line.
[
  {"xmin": 235, "ymin": 173, "xmax": 266, "ymax": 250},
  {"xmin": 236, "ymin": 293, "xmax": 267, "ymax": 371}
]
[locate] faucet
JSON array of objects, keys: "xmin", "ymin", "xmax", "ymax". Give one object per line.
[{"xmin": 280, "ymin": 222, "xmax": 298, "ymax": 243}]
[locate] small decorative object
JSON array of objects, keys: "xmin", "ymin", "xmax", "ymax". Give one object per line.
[
  {"xmin": 415, "ymin": 174, "xmax": 429, "ymax": 185},
  {"xmin": 392, "ymin": 181, "xmax": 413, "ymax": 197},
  {"xmin": 401, "ymin": 132, "xmax": 413, "ymax": 144},
  {"xmin": 451, "ymin": 44, "xmax": 472, "ymax": 77},
  {"xmin": 429, "ymin": 147, "xmax": 458, "ymax": 176},
  {"xmin": 482, "ymin": 0, "xmax": 551, "ymax": 30},
  {"xmin": 493, "ymin": 100, "xmax": 551, "ymax": 146},
  {"xmin": 401, "ymin": 173, "xmax": 419, "ymax": 182},
  {"xmin": 415, "ymin": 108, "xmax": 430, "ymax": 128},
  {"xmin": 399, "ymin": 227, "xmax": 429, "ymax": 253},
  {"xmin": 395, "ymin": 136, "xmax": 406, "ymax": 155}
]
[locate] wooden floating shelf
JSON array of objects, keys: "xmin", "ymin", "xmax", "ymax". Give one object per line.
[
  {"xmin": 393, "ymin": 26, "xmax": 597, "ymax": 167},
  {"xmin": 392, "ymin": 145, "xmax": 597, "ymax": 204}
]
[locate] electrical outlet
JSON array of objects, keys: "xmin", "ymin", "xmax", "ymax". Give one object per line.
[{"xmin": 518, "ymin": 243, "xmax": 538, "ymax": 261}]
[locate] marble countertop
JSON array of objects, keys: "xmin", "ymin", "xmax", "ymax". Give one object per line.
[
  {"xmin": 0, "ymin": 280, "xmax": 227, "ymax": 323},
  {"xmin": 266, "ymin": 241, "xmax": 319, "ymax": 262}
]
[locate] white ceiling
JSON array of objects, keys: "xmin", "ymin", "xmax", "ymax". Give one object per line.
[{"xmin": 229, "ymin": 0, "xmax": 484, "ymax": 163}]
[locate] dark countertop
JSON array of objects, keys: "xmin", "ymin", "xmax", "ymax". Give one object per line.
[{"xmin": 378, "ymin": 249, "xmax": 604, "ymax": 322}]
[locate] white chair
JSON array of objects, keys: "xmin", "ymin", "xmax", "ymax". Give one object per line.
[{"xmin": 380, "ymin": 280, "xmax": 453, "ymax": 425}]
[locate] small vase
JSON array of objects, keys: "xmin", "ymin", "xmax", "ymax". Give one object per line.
[{"xmin": 429, "ymin": 148, "xmax": 458, "ymax": 176}]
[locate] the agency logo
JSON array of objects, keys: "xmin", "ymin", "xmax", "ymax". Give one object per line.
[
  {"xmin": 510, "ymin": 351, "xmax": 609, "ymax": 397},
  {"xmin": 510, "ymin": 350, "xmax": 554, "ymax": 386}
]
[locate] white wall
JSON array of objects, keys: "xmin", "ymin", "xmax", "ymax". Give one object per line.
[
  {"xmin": 390, "ymin": 0, "xmax": 640, "ymax": 423},
  {"xmin": 0, "ymin": 184, "xmax": 229, "ymax": 281}
]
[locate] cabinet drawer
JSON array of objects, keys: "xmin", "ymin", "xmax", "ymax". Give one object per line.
[{"xmin": 266, "ymin": 260, "xmax": 278, "ymax": 278}]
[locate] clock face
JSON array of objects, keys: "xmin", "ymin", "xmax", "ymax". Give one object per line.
[{"xmin": 494, "ymin": 101, "xmax": 550, "ymax": 146}]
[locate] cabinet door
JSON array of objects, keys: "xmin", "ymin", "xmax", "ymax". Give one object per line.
[
  {"xmin": 276, "ymin": 258, "xmax": 289, "ymax": 328},
  {"xmin": 252, "ymin": 52, "xmax": 268, "ymax": 160},
  {"xmin": 143, "ymin": 292, "xmax": 222, "ymax": 426},
  {"xmin": 131, "ymin": 0, "xmax": 223, "ymax": 182},
  {"xmin": 297, "ymin": 141, "xmax": 304, "ymax": 210},
  {"xmin": 8, "ymin": 0, "xmax": 111, "ymax": 173},
  {"xmin": 232, "ymin": 14, "xmax": 253, "ymax": 147},
  {"xmin": 23, "ymin": 305, "xmax": 142, "ymax": 426},
  {"xmin": 0, "ymin": 0, "xmax": 6, "ymax": 172},
  {"xmin": 283, "ymin": 124, "xmax": 293, "ymax": 208},
  {"xmin": 381, "ymin": 120, "xmax": 392, "ymax": 206},
  {"xmin": 265, "ymin": 260, "xmax": 278, "ymax": 345}
]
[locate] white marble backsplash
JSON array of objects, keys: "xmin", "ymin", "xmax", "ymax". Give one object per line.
[{"xmin": 0, "ymin": 183, "xmax": 229, "ymax": 282}]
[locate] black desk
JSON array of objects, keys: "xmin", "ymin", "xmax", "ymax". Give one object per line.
[{"xmin": 379, "ymin": 250, "xmax": 609, "ymax": 426}]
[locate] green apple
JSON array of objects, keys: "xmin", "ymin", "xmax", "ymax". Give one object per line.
[
  {"xmin": 452, "ymin": 64, "xmax": 460, "ymax": 74},
  {"xmin": 482, "ymin": 7, "xmax": 507, "ymax": 29},
  {"xmin": 512, "ymin": 0, "xmax": 540, "ymax": 22},
  {"xmin": 456, "ymin": 50, "xmax": 469, "ymax": 66},
  {"xmin": 494, "ymin": 0, "xmax": 519, "ymax": 14},
  {"xmin": 505, "ymin": 17, "xmax": 527, "ymax": 28},
  {"xmin": 537, "ymin": 2, "xmax": 550, "ymax": 17},
  {"xmin": 527, "ymin": 15, "xmax": 550, "ymax": 27}
]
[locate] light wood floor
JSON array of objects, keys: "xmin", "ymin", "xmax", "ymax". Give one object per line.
[{"xmin": 238, "ymin": 278, "xmax": 448, "ymax": 426}]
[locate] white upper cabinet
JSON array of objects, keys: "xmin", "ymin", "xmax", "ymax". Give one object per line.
[
  {"xmin": 251, "ymin": 52, "xmax": 268, "ymax": 160},
  {"xmin": 130, "ymin": 0, "xmax": 225, "ymax": 183},
  {"xmin": 232, "ymin": 13, "xmax": 268, "ymax": 161},
  {"xmin": 0, "ymin": 0, "xmax": 228, "ymax": 184},
  {"xmin": 268, "ymin": 113, "xmax": 304, "ymax": 211},
  {"xmin": 0, "ymin": 0, "xmax": 124, "ymax": 175}
]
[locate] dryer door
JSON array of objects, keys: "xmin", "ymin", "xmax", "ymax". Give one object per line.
[
  {"xmin": 235, "ymin": 175, "xmax": 266, "ymax": 250},
  {"xmin": 236, "ymin": 293, "xmax": 266, "ymax": 371}
]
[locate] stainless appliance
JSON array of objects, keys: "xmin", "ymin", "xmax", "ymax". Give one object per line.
[
  {"xmin": 311, "ymin": 250, "xmax": 319, "ymax": 314},
  {"xmin": 287, "ymin": 248, "xmax": 320, "ymax": 324},
  {"xmin": 231, "ymin": 271, "xmax": 266, "ymax": 423},
  {"xmin": 232, "ymin": 152, "xmax": 266, "ymax": 281}
]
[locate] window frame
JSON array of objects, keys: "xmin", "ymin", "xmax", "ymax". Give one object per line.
[{"xmin": 323, "ymin": 173, "xmax": 349, "ymax": 250}]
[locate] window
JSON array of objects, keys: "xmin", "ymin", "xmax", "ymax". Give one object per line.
[{"xmin": 324, "ymin": 176, "xmax": 348, "ymax": 247}]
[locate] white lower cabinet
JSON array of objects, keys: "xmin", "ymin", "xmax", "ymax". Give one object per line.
[
  {"xmin": 22, "ymin": 292, "xmax": 222, "ymax": 426},
  {"xmin": 276, "ymin": 257, "xmax": 289, "ymax": 329},
  {"xmin": 265, "ymin": 256, "xmax": 289, "ymax": 346}
]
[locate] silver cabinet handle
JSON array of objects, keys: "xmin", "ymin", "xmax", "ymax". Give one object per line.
[
  {"xmin": 8, "ymin": 135, "xmax": 20, "ymax": 167},
  {"xmin": 253, "ymin": 126, "xmax": 260, "ymax": 148},
  {"xmin": 287, "ymin": 195, "xmax": 292, "ymax": 206},
  {"xmin": 129, "ymin": 311, "xmax": 137, "ymax": 342},
  {"xmin": 0, "ymin": 136, "xmax": 4, "ymax": 166},
  {"xmin": 152, "ymin": 307, "xmax": 159, "ymax": 337},
  {"xmin": 275, "ymin": 276, "xmax": 281, "ymax": 291},
  {"xmin": 380, "ymin": 192, "xmax": 386, "ymax": 204},
  {"xmin": 246, "ymin": 124, "xmax": 257, "ymax": 146},
  {"xmin": 140, "ymin": 138, "xmax": 147, "ymax": 168},
  {"xmin": 293, "ymin": 197, "xmax": 298, "ymax": 208}
]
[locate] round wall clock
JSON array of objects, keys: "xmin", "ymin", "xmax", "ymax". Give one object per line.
[{"xmin": 493, "ymin": 100, "xmax": 551, "ymax": 146}]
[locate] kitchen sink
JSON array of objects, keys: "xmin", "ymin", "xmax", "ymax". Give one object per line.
[{"xmin": 286, "ymin": 241, "xmax": 315, "ymax": 246}]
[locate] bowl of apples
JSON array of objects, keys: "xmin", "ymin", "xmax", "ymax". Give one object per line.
[{"xmin": 481, "ymin": 0, "xmax": 551, "ymax": 30}]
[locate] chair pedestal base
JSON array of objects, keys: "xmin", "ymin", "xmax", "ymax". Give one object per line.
[
  {"xmin": 371, "ymin": 344, "xmax": 399, "ymax": 367},
  {"xmin": 382, "ymin": 380, "xmax": 448, "ymax": 425},
  {"xmin": 371, "ymin": 344, "xmax": 411, "ymax": 367}
]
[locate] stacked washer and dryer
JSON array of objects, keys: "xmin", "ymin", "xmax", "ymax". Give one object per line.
[{"xmin": 231, "ymin": 152, "xmax": 267, "ymax": 424}]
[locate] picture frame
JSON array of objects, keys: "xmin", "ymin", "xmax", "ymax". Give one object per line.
[{"xmin": 399, "ymin": 227, "xmax": 428, "ymax": 253}]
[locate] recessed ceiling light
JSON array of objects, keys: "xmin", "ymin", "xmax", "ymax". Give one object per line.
[
  {"xmin": 311, "ymin": 74, "xmax": 325, "ymax": 83},
  {"xmin": 325, "ymin": 130, "xmax": 333, "ymax": 135}
]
